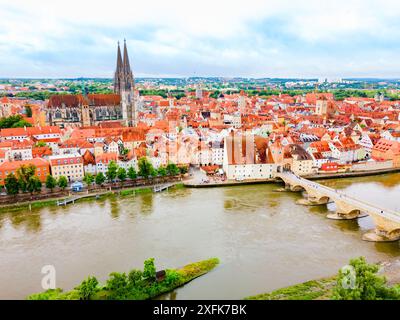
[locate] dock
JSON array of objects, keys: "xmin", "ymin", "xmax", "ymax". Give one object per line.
[{"xmin": 153, "ymin": 183, "xmax": 177, "ymax": 193}]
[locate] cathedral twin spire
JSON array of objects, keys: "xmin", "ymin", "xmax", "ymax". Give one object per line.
[{"xmin": 114, "ymin": 40, "xmax": 134, "ymax": 94}]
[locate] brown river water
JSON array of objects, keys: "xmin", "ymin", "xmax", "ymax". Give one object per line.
[{"xmin": 0, "ymin": 173, "xmax": 399, "ymax": 299}]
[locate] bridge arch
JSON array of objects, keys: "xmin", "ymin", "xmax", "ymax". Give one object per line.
[
  {"xmin": 291, "ymin": 184, "xmax": 306, "ymax": 192},
  {"xmin": 318, "ymin": 196, "xmax": 330, "ymax": 204},
  {"xmin": 388, "ymin": 228, "xmax": 400, "ymax": 240}
]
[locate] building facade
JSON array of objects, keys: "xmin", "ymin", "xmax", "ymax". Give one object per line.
[{"xmin": 49, "ymin": 154, "xmax": 84, "ymax": 182}]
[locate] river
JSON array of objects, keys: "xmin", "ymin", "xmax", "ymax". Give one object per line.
[{"xmin": 0, "ymin": 173, "xmax": 400, "ymax": 300}]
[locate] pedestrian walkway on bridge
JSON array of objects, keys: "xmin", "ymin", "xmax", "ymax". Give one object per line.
[{"xmin": 276, "ymin": 171, "xmax": 400, "ymax": 242}]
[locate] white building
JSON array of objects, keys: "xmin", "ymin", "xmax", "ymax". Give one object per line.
[{"xmin": 223, "ymin": 134, "xmax": 276, "ymax": 180}]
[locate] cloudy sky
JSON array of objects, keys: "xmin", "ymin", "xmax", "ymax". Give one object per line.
[{"xmin": 1, "ymin": 0, "xmax": 400, "ymax": 78}]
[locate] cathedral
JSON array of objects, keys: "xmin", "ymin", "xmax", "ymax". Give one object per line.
[{"xmin": 46, "ymin": 41, "xmax": 137, "ymax": 128}]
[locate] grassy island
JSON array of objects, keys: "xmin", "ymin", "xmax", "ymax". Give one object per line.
[
  {"xmin": 27, "ymin": 258, "xmax": 219, "ymax": 300},
  {"xmin": 245, "ymin": 278, "xmax": 336, "ymax": 300},
  {"xmin": 246, "ymin": 257, "xmax": 400, "ymax": 300}
]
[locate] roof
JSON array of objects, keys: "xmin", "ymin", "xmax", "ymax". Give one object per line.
[
  {"xmin": 82, "ymin": 150, "xmax": 96, "ymax": 165},
  {"xmin": 0, "ymin": 126, "xmax": 61, "ymax": 138},
  {"xmin": 0, "ymin": 158, "xmax": 50, "ymax": 171},
  {"xmin": 95, "ymin": 152, "xmax": 118, "ymax": 164},
  {"xmin": 48, "ymin": 94, "xmax": 120, "ymax": 108}
]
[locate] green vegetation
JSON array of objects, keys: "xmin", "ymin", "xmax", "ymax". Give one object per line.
[
  {"xmin": 14, "ymin": 91, "xmax": 61, "ymax": 101},
  {"xmin": 332, "ymin": 257, "xmax": 400, "ymax": 300},
  {"xmin": 95, "ymin": 172, "xmax": 106, "ymax": 186},
  {"xmin": 133, "ymin": 187, "xmax": 153, "ymax": 195},
  {"xmin": 106, "ymin": 161, "xmax": 118, "ymax": 182},
  {"xmin": 45, "ymin": 175, "xmax": 57, "ymax": 192},
  {"xmin": 127, "ymin": 166, "xmax": 137, "ymax": 180},
  {"xmin": 83, "ymin": 173, "xmax": 94, "ymax": 188},
  {"xmin": 246, "ymin": 278, "xmax": 336, "ymax": 300},
  {"xmin": 26, "ymin": 176, "xmax": 42, "ymax": 194},
  {"xmin": 76, "ymin": 276, "xmax": 99, "ymax": 300},
  {"xmin": 247, "ymin": 257, "xmax": 400, "ymax": 300},
  {"xmin": 138, "ymin": 89, "xmax": 186, "ymax": 99},
  {"xmin": 157, "ymin": 166, "xmax": 167, "ymax": 177},
  {"xmin": 27, "ymin": 258, "xmax": 219, "ymax": 300},
  {"xmin": 116, "ymin": 167, "xmax": 127, "ymax": 183},
  {"xmin": 4, "ymin": 164, "xmax": 43, "ymax": 195},
  {"xmin": 16, "ymin": 164, "xmax": 36, "ymax": 193},
  {"xmin": 25, "ymin": 105, "xmax": 32, "ymax": 117},
  {"xmin": 166, "ymin": 162, "xmax": 180, "ymax": 176},
  {"xmin": 57, "ymin": 176, "xmax": 68, "ymax": 190},
  {"xmin": 35, "ymin": 141, "xmax": 47, "ymax": 147},
  {"xmin": 179, "ymin": 166, "xmax": 188, "ymax": 175},
  {"xmin": 138, "ymin": 157, "xmax": 156, "ymax": 179},
  {"xmin": 0, "ymin": 115, "xmax": 32, "ymax": 129},
  {"xmin": 5, "ymin": 173, "xmax": 19, "ymax": 195}
]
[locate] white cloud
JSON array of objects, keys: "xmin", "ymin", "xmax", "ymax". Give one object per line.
[{"xmin": 1, "ymin": 0, "xmax": 400, "ymax": 77}]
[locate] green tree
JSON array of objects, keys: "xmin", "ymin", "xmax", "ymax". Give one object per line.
[
  {"xmin": 332, "ymin": 257, "xmax": 400, "ymax": 300},
  {"xmin": 166, "ymin": 163, "xmax": 180, "ymax": 176},
  {"xmin": 143, "ymin": 258, "xmax": 156, "ymax": 281},
  {"xmin": 127, "ymin": 166, "xmax": 137, "ymax": 180},
  {"xmin": 157, "ymin": 166, "xmax": 167, "ymax": 177},
  {"xmin": 76, "ymin": 276, "xmax": 99, "ymax": 300},
  {"xmin": 106, "ymin": 161, "xmax": 118, "ymax": 182},
  {"xmin": 83, "ymin": 173, "xmax": 94, "ymax": 188},
  {"xmin": 57, "ymin": 176, "xmax": 68, "ymax": 190},
  {"xmin": 95, "ymin": 172, "xmax": 106, "ymax": 186},
  {"xmin": 128, "ymin": 269, "xmax": 143, "ymax": 287},
  {"xmin": 45, "ymin": 174, "xmax": 57, "ymax": 192},
  {"xmin": 179, "ymin": 166, "xmax": 188, "ymax": 174},
  {"xmin": 106, "ymin": 272, "xmax": 129, "ymax": 300},
  {"xmin": 138, "ymin": 157, "xmax": 155, "ymax": 179},
  {"xmin": 4, "ymin": 173, "xmax": 19, "ymax": 195},
  {"xmin": 27, "ymin": 176, "xmax": 42, "ymax": 194},
  {"xmin": 25, "ymin": 105, "xmax": 33, "ymax": 117},
  {"xmin": 35, "ymin": 141, "xmax": 47, "ymax": 147},
  {"xmin": 16, "ymin": 164, "xmax": 36, "ymax": 193},
  {"xmin": 117, "ymin": 167, "xmax": 127, "ymax": 183},
  {"xmin": 0, "ymin": 115, "xmax": 32, "ymax": 129}
]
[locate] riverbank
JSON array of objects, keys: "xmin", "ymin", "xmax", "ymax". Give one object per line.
[
  {"xmin": 245, "ymin": 277, "xmax": 337, "ymax": 300},
  {"xmin": 245, "ymin": 258, "xmax": 400, "ymax": 300},
  {"xmin": 0, "ymin": 182, "xmax": 185, "ymax": 213},
  {"xmin": 184, "ymin": 167, "xmax": 400, "ymax": 188},
  {"xmin": 27, "ymin": 258, "xmax": 219, "ymax": 300}
]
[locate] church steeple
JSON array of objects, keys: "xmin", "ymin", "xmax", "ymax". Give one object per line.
[
  {"xmin": 123, "ymin": 39, "xmax": 131, "ymax": 74},
  {"xmin": 113, "ymin": 40, "xmax": 137, "ymax": 127},
  {"xmin": 122, "ymin": 39, "xmax": 134, "ymax": 91},
  {"xmin": 114, "ymin": 41, "xmax": 123, "ymax": 94}
]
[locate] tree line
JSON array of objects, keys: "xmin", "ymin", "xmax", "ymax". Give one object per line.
[
  {"xmin": 2, "ymin": 157, "xmax": 187, "ymax": 196},
  {"xmin": 83, "ymin": 157, "xmax": 187, "ymax": 188}
]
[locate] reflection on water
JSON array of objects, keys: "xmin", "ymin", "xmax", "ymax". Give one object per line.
[{"xmin": 0, "ymin": 174, "xmax": 400, "ymax": 300}]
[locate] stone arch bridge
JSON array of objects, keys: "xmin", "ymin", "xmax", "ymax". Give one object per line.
[{"xmin": 276, "ymin": 172, "xmax": 400, "ymax": 242}]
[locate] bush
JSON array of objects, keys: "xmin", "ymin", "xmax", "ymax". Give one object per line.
[
  {"xmin": 76, "ymin": 276, "xmax": 99, "ymax": 300},
  {"xmin": 332, "ymin": 257, "xmax": 400, "ymax": 300},
  {"xmin": 106, "ymin": 272, "xmax": 129, "ymax": 299},
  {"xmin": 143, "ymin": 258, "xmax": 156, "ymax": 281}
]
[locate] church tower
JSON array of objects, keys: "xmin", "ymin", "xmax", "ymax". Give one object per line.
[{"xmin": 114, "ymin": 40, "xmax": 137, "ymax": 126}]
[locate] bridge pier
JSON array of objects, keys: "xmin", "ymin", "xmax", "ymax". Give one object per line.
[
  {"xmin": 363, "ymin": 215, "xmax": 400, "ymax": 242},
  {"xmin": 297, "ymin": 196, "xmax": 330, "ymax": 206},
  {"xmin": 326, "ymin": 200, "xmax": 364, "ymax": 220}
]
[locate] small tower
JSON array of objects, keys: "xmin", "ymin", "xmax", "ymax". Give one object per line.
[
  {"xmin": 195, "ymin": 83, "xmax": 203, "ymax": 99},
  {"xmin": 81, "ymin": 86, "xmax": 91, "ymax": 127},
  {"xmin": 238, "ymin": 90, "xmax": 246, "ymax": 114}
]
